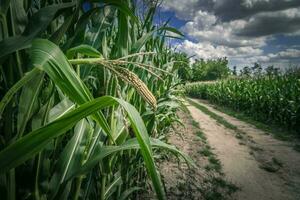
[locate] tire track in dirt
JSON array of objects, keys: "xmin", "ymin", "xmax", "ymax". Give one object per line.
[
  {"xmin": 187, "ymin": 99, "xmax": 300, "ymax": 200},
  {"xmin": 143, "ymin": 109, "xmax": 237, "ymax": 199}
]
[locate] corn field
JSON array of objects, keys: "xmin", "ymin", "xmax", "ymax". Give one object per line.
[
  {"xmin": 0, "ymin": 1, "xmax": 192, "ymax": 199},
  {"xmin": 185, "ymin": 75, "xmax": 300, "ymax": 134}
]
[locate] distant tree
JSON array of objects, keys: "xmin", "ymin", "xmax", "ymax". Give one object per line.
[
  {"xmin": 285, "ymin": 66, "xmax": 300, "ymax": 77},
  {"xmin": 265, "ymin": 65, "xmax": 279, "ymax": 76},
  {"xmin": 251, "ymin": 62, "xmax": 263, "ymax": 77},
  {"xmin": 232, "ymin": 66, "xmax": 237, "ymax": 76},
  {"xmin": 240, "ymin": 66, "xmax": 251, "ymax": 77},
  {"xmin": 191, "ymin": 57, "xmax": 230, "ymax": 81}
]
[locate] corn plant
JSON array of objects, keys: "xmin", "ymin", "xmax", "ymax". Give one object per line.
[
  {"xmin": 185, "ymin": 75, "xmax": 300, "ymax": 134},
  {"xmin": 0, "ymin": 1, "xmax": 193, "ymax": 199}
]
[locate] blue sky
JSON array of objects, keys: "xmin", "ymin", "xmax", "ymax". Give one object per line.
[{"xmin": 156, "ymin": 0, "xmax": 300, "ymax": 70}]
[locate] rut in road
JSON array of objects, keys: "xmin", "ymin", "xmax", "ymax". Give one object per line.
[{"xmin": 187, "ymin": 99, "xmax": 300, "ymax": 200}]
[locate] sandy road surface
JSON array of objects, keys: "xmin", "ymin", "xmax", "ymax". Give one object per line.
[{"xmin": 188, "ymin": 99, "xmax": 300, "ymax": 200}]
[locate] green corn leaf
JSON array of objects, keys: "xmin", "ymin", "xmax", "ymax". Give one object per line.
[
  {"xmin": 10, "ymin": 0, "xmax": 28, "ymax": 35},
  {"xmin": 48, "ymin": 119, "xmax": 91, "ymax": 198},
  {"xmin": 31, "ymin": 38, "xmax": 112, "ymax": 140},
  {"xmin": 162, "ymin": 26, "xmax": 184, "ymax": 37},
  {"xmin": 70, "ymin": 137, "xmax": 195, "ymax": 179},
  {"xmin": 119, "ymin": 187, "xmax": 143, "ymax": 200},
  {"xmin": 66, "ymin": 44, "xmax": 103, "ymax": 59},
  {"xmin": 116, "ymin": 11, "xmax": 129, "ymax": 57},
  {"xmin": 48, "ymin": 98, "xmax": 75, "ymax": 122},
  {"xmin": 17, "ymin": 72, "xmax": 44, "ymax": 137},
  {"xmin": 0, "ymin": 2, "xmax": 75, "ymax": 58},
  {"xmin": 0, "ymin": 1, "xmax": 192, "ymax": 199},
  {"xmin": 50, "ymin": 14, "xmax": 75, "ymax": 45},
  {"xmin": 0, "ymin": 96, "xmax": 166, "ymax": 200},
  {"xmin": 104, "ymin": 171, "xmax": 123, "ymax": 199},
  {"xmin": 0, "ymin": 0, "xmax": 11, "ymax": 17},
  {"xmin": 131, "ymin": 27, "xmax": 181, "ymax": 54},
  {"xmin": 100, "ymin": 0, "xmax": 138, "ymax": 23},
  {"xmin": 0, "ymin": 67, "xmax": 42, "ymax": 119}
]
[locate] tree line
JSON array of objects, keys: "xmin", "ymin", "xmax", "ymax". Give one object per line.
[{"xmin": 176, "ymin": 53, "xmax": 299, "ymax": 82}]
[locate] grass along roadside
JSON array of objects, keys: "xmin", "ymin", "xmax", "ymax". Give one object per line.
[
  {"xmin": 189, "ymin": 118, "xmax": 223, "ymax": 174},
  {"xmin": 188, "ymin": 98, "xmax": 246, "ymax": 140},
  {"xmin": 185, "ymin": 107, "xmax": 239, "ymax": 198}
]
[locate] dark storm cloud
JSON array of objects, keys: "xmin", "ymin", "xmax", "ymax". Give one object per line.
[
  {"xmin": 213, "ymin": 0, "xmax": 300, "ymax": 21},
  {"xmin": 190, "ymin": 0, "xmax": 214, "ymax": 11},
  {"xmin": 236, "ymin": 10, "xmax": 300, "ymax": 37},
  {"xmin": 162, "ymin": 0, "xmax": 214, "ymax": 20},
  {"xmin": 200, "ymin": 0, "xmax": 300, "ymax": 38}
]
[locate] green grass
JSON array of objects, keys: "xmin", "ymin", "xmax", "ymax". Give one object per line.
[
  {"xmin": 249, "ymin": 145, "xmax": 263, "ymax": 152},
  {"xmin": 196, "ymin": 130, "xmax": 207, "ymax": 140},
  {"xmin": 199, "ymin": 147, "xmax": 213, "ymax": 157},
  {"xmin": 259, "ymin": 163, "xmax": 280, "ymax": 173},
  {"xmin": 211, "ymin": 177, "xmax": 239, "ymax": 193},
  {"xmin": 272, "ymin": 157, "xmax": 283, "ymax": 167},
  {"xmin": 235, "ymin": 133, "xmax": 244, "ymax": 139},
  {"xmin": 188, "ymin": 99, "xmax": 246, "ymax": 138},
  {"xmin": 205, "ymin": 156, "xmax": 222, "ymax": 172},
  {"xmin": 208, "ymin": 156, "xmax": 221, "ymax": 166},
  {"xmin": 185, "ymin": 101, "xmax": 238, "ymax": 198},
  {"xmin": 201, "ymin": 177, "xmax": 239, "ymax": 200},
  {"xmin": 185, "ymin": 105, "xmax": 207, "ymax": 142},
  {"xmin": 188, "ymin": 99, "xmax": 237, "ymax": 130},
  {"xmin": 192, "ymin": 119, "xmax": 200, "ymax": 128},
  {"xmin": 259, "ymin": 157, "xmax": 283, "ymax": 173},
  {"xmin": 186, "ymin": 102, "xmax": 222, "ymax": 173},
  {"xmin": 293, "ymin": 144, "xmax": 300, "ymax": 152}
]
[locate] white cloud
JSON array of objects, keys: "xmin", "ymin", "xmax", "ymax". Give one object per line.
[
  {"xmin": 162, "ymin": 0, "xmax": 300, "ymax": 67},
  {"xmin": 243, "ymin": 49, "xmax": 300, "ymax": 64},
  {"xmin": 271, "ymin": 48, "xmax": 300, "ymax": 59},
  {"xmin": 181, "ymin": 10, "xmax": 268, "ymax": 48},
  {"xmin": 162, "ymin": 0, "xmax": 200, "ymax": 20},
  {"xmin": 177, "ymin": 40, "xmax": 263, "ymax": 61},
  {"xmin": 188, "ymin": 10, "xmax": 217, "ymax": 29},
  {"xmin": 177, "ymin": 40, "xmax": 300, "ymax": 68}
]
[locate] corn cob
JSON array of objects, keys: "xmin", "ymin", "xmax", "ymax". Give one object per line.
[{"xmin": 113, "ymin": 66, "xmax": 157, "ymax": 110}]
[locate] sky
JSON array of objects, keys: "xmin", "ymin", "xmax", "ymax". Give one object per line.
[{"xmin": 157, "ymin": 0, "xmax": 300, "ymax": 70}]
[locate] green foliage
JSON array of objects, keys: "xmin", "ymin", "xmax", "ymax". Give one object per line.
[
  {"xmin": 174, "ymin": 52, "xmax": 192, "ymax": 81},
  {"xmin": 185, "ymin": 74, "xmax": 300, "ymax": 135},
  {"xmin": 265, "ymin": 66, "xmax": 280, "ymax": 76},
  {"xmin": 239, "ymin": 66, "xmax": 252, "ymax": 77},
  {"xmin": 188, "ymin": 99, "xmax": 239, "ymax": 132},
  {"xmin": 239, "ymin": 63, "xmax": 281, "ymax": 77},
  {"xmin": 0, "ymin": 1, "xmax": 190, "ymax": 199},
  {"xmin": 191, "ymin": 57, "xmax": 230, "ymax": 81}
]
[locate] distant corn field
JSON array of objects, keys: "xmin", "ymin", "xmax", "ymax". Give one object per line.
[
  {"xmin": 185, "ymin": 74, "xmax": 300, "ymax": 134},
  {"xmin": 0, "ymin": 1, "xmax": 192, "ymax": 199}
]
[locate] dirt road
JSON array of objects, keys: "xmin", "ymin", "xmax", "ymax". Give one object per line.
[
  {"xmin": 187, "ymin": 98, "xmax": 300, "ymax": 200},
  {"xmin": 145, "ymin": 108, "xmax": 237, "ymax": 199}
]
